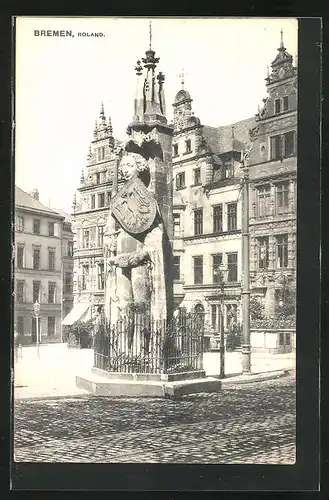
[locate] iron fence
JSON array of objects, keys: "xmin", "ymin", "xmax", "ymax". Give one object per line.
[{"xmin": 94, "ymin": 311, "xmax": 204, "ymax": 375}]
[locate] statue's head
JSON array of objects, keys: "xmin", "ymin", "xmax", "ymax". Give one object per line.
[{"xmin": 118, "ymin": 152, "xmax": 150, "ymax": 185}]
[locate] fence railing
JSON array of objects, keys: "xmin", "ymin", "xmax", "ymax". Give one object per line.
[{"xmin": 94, "ymin": 312, "xmax": 205, "ymax": 375}]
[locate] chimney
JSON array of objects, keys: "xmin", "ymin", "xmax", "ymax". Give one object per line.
[{"xmin": 30, "ymin": 189, "xmax": 39, "ymax": 201}]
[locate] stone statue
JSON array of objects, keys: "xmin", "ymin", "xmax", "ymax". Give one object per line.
[{"xmin": 104, "ymin": 152, "xmax": 168, "ymax": 330}]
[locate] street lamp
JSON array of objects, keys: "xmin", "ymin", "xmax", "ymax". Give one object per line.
[
  {"xmin": 214, "ymin": 262, "xmax": 229, "ymax": 378},
  {"xmin": 240, "ymin": 141, "xmax": 254, "ymax": 374},
  {"xmin": 33, "ymin": 300, "xmax": 40, "ymax": 359}
]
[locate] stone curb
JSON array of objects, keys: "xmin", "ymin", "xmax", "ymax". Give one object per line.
[{"xmin": 219, "ymin": 369, "xmax": 291, "ymax": 386}]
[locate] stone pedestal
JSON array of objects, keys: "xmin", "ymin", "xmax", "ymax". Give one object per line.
[{"xmin": 76, "ymin": 368, "xmax": 221, "ymax": 399}]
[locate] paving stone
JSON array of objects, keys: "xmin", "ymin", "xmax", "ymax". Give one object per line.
[{"xmin": 14, "ymin": 375, "xmax": 295, "ymax": 464}]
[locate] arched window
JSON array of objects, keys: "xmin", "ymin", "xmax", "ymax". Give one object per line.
[{"xmin": 193, "ymin": 303, "xmax": 205, "ymax": 328}]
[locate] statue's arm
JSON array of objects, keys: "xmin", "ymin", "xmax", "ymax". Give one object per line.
[{"xmin": 110, "ymin": 249, "xmax": 149, "ymax": 269}]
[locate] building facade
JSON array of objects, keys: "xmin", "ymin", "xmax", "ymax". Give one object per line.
[
  {"xmin": 248, "ymin": 35, "xmax": 297, "ymax": 318},
  {"xmin": 171, "ymin": 88, "xmax": 255, "ymax": 333},
  {"xmin": 14, "ymin": 187, "xmax": 74, "ymax": 343},
  {"xmin": 69, "ymin": 104, "xmax": 119, "ymax": 322},
  {"xmin": 171, "ymin": 34, "xmax": 297, "ymax": 330}
]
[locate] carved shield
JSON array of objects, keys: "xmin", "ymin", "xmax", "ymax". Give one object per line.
[{"xmin": 109, "ymin": 176, "xmax": 157, "ymax": 234}]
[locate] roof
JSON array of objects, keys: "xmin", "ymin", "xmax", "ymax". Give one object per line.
[
  {"xmin": 52, "ymin": 207, "xmax": 72, "ymax": 222},
  {"xmin": 15, "ymin": 186, "xmax": 64, "ymax": 218},
  {"xmin": 203, "ymin": 116, "xmax": 256, "ymax": 156},
  {"xmin": 174, "ymin": 89, "xmax": 192, "ymax": 104}
]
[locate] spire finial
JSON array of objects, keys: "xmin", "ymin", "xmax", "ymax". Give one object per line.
[
  {"xmin": 280, "ymin": 29, "xmax": 284, "ymax": 49},
  {"xmin": 149, "ymin": 21, "xmax": 152, "ymax": 50},
  {"xmin": 100, "ymin": 101, "xmax": 105, "ymax": 118},
  {"xmin": 177, "ymin": 69, "xmax": 185, "ymax": 89}
]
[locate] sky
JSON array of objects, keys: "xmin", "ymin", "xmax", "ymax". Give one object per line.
[{"xmin": 15, "ymin": 17, "xmax": 298, "ymax": 213}]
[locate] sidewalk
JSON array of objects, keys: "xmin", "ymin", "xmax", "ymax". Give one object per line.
[{"xmin": 13, "ymin": 343, "xmax": 295, "ymax": 400}]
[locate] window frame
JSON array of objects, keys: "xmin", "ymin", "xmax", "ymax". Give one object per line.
[
  {"xmin": 33, "ymin": 219, "xmax": 41, "ymax": 235},
  {"xmin": 257, "ymin": 236, "xmax": 269, "ymax": 269},
  {"xmin": 212, "ymin": 253, "xmax": 223, "ymax": 283},
  {"xmin": 185, "ymin": 139, "xmax": 192, "ymax": 154},
  {"xmin": 48, "ymin": 249, "xmax": 55, "ymax": 271},
  {"xmin": 257, "ymin": 185, "xmax": 271, "ymax": 218},
  {"xmin": 173, "ymin": 255, "xmax": 181, "ymax": 281},
  {"xmin": 48, "ymin": 282, "xmax": 56, "ymax": 304},
  {"xmin": 193, "ymin": 256, "xmax": 203, "ymax": 285},
  {"xmin": 193, "ymin": 168, "xmax": 201, "ymax": 186},
  {"xmin": 227, "ymin": 252, "xmax": 238, "ymax": 282},
  {"xmin": 32, "ymin": 280, "xmax": 41, "ymax": 303},
  {"xmin": 16, "ymin": 216, "xmax": 24, "ymax": 232},
  {"xmin": 17, "ymin": 245, "xmax": 24, "ymax": 268},
  {"xmin": 16, "ymin": 280, "xmax": 25, "ymax": 303},
  {"xmin": 33, "ymin": 247, "xmax": 40, "ymax": 270},
  {"xmin": 194, "ymin": 208, "xmax": 203, "ymax": 236},
  {"xmin": 227, "ymin": 202, "xmax": 237, "ymax": 231},
  {"xmin": 176, "ymin": 172, "xmax": 186, "ymax": 190},
  {"xmin": 213, "ymin": 204, "xmax": 223, "ymax": 233},
  {"xmin": 275, "ymin": 233, "xmax": 289, "ymax": 268}
]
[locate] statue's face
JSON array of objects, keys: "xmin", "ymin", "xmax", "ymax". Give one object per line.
[{"xmin": 119, "ymin": 156, "xmax": 138, "ymax": 181}]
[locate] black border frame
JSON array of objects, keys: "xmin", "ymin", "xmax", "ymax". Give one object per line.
[{"xmin": 1, "ymin": 15, "xmax": 321, "ymax": 493}]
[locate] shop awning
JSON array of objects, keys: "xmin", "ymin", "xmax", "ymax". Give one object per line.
[{"xmin": 62, "ymin": 302, "xmax": 90, "ymax": 326}]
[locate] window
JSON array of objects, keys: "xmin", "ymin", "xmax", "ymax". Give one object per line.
[
  {"xmin": 106, "ymin": 192, "xmax": 111, "ymax": 206},
  {"xmin": 212, "ymin": 254, "xmax": 223, "ymax": 283},
  {"xmin": 33, "ymin": 248, "xmax": 40, "ymax": 270},
  {"xmin": 279, "ymin": 332, "xmax": 284, "ymax": 346},
  {"xmin": 173, "ymin": 214, "xmax": 181, "ymax": 238},
  {"xmin": 257, "ymin": 237, "xmax": 269, "ymax": 269},
  {"xmin": 48, "ymin": 282, "xmax": 56, "ymax": 304},
  {"xmin": 97, "ymin": 147, "xmax": 105, "ymax": 161},
  {"xmin": 91, "ymin": 194, "xmax": 95, "ymax": 209},
  {"xmin": 213, "ymin": 205, "xmax": 223, "ymax": 233},
  {"xmin": 173, "ymin": 144, "xmax": 178, "ymax": 156},
  {"xmin": 83, "ymin": 229, "xmax": 90, "ymax": 248},
  {"xmin": 227, "ymin": 253, "xmax": 238, "ymax": 282},
  {"xmin": 81, "ymin": 265, "xmax": 89, "ymax": 290},
  {"xmin": 98, "ymin": 226, "xmax": 104, "ymax": 247},
  {"xmin": 98, "ymin": 263, "xmax": 104, "ymax": 290},
  {"xmin": 276, "ymin": 182, "xmax": 290, "ymax": 214},
  {"xmin": 276, "ymin": 234, "xmax": 289, "ymax": 268},
  {"xmin": 173, "ymin": 256, "xmax": 180, "ymax": 280},
  {"xmin": 193, "ymin": 256, "xmax": 203, "ymax": 284},
  {"xmin": 176, "ymin": 172, "xmax": 185, "ymax": 189},
  {"xmin": 193, "ymin": 168, "xmax": 201, "ymax": 185},
  {"xmin": 17, "ymin": 317, "xmax": 24, "ymax": 335},
  {"xmin": 227, "ymin": 203, "xmax": 237, "ymax": 231},
  {"xmin": 286, "ymin": 332, "xmax": 291, "ymax": 345},
  {"xmin": 17, "ymin": 246, "xmax": 24, "ymax": 268},
  {"xmin": 33, "ymin": 281, "xmax": 41, "ymax": 303},
  {"xmin": 48, "ymin": 222, "xmax": 54, "ymax": 236},
  {"xmin": 33, "ymin": 219, "xmax": 40, "ymax": 234},
  {"xmin": 194, "ymin": 209, "xmax": 203, "ymax": 236},
  {"xmin": 98, "ymin": 193, "xmax": 105, "ymax": 208},
  {"xmin": 257, "ymin": 186, "xmax": 271, "ymax": 218},
  {"xmin": 16, "ymin": 280, "xmax": 24, "ymax": 303},
  {"xmin": 48, "ymin": 317, "xmax": 55, "ymax": 336},
  {"xmin": 270, "ymin": 131, "xmax": 296, "ymax": 160},
  {"xmin": 16, "ymin": 216, "xmax": 24, "ymax": 231},
  {"xmin": 68, "ymin": 241, "xmax": 74, "ymax": 257},
  {"xmin": 32, "ymin": 317, "xmax": 37, "ymax": 342},
  {"xmin": 275, "ymin": 98, "xmax": 281, "ymax": 114},
  {"xmin": 283, "ymin": 96, "xmax": 289, "ymax": 111},
  {"xmin": 185, "ymin": 139, "xmax": 192, "ymax": 153},
  {"xmin": 284, "ymin": 131, "xmax": 296, "ymax": 156},
  {"xmin": 270, "ymin": 135, "xmax": 282, "ymax": 160},
  {"xmin": 64, "ymin": 272, "xmax": 73, "ymax": 293},
  {"xmin": 48, "ymin": 249, "xmax": 55, "ymax": 271},
  {"xmin": 211, "ymin": 305, "xmax": 218, "ymax": 329}
]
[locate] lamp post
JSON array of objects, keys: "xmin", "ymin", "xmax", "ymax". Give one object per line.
[
  {"xmin": 214, "ymin": 262, "xmax": 229, "ymax": 378},
  {"xmin": 240, "ymin": 141, "xmax": 253, "ymax": 374},
  {"xmin": 33, "ymin": 301, "xmax": 40, "ymax": 359}
]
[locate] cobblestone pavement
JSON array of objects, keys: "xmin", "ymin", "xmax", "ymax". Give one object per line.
[{"xmin": 14, "ymin": 375, "xmax": 296, "ymax": 464}]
